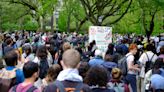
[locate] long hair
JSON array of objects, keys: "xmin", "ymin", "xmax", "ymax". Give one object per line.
[{"xmin": 36, "ymin": 45, "xmax": 47, "ymax": 59}]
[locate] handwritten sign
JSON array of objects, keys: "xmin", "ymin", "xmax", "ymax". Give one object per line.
[{"xmin": 89, "ymin": 26, "xmax": 112, "ymax": 52}]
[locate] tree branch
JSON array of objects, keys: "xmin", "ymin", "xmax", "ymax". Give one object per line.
[
  {"xmin": 15, "ymin": 9, "xmax": 31, "ymax": 20},
  {"xmin": 80, "ymin": 0, "xmax": 97, "ymax": 24},
  {"xmin": 149, "ymin": 9, "xmax": 157, "ymax": 33},
  {"xmin": 101, "ymin": 1, "xmax": 116, "ymax": 21},
  {"xmin": 104, "ymin": 0, "xmax": 132, "ymax": 25},
  {"xmin": 9, "ymin": 0, "xmax": 37, "ymax": 11}
]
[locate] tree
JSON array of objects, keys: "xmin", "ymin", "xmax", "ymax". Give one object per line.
[
  {"xmin": 23, "ymin": 19, "xmax": 39, "ymax": 31},
  {"xmin": 80, "ymin": 0, "xmax": 132, "ymax": 26},
  {"xmin": 58, "ymin": 0, "xmax": 87, "ymax": 32},
  {"xmin": 5, "ymin": 0, "xmax": 57, "ymax": 31},
  {"xmin": 0, "ymin": 1, "xmax": 30, "ymax": 31},
  {"xmin": 138, "ymin": 0, "xmax": 164, "ymax": 41},
  {"xmin": 71, "ymin": 0, "xmax": 88, "ymax": 32}
]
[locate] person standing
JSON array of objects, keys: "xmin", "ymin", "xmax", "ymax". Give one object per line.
[
  {"xmin": 139, "ymin": 44, "xmax": 158, "ymax": 92},
  {"xmin": 9, "ymin": 62, "xmax": 40, "ymax": 92},
  {"xmin": 89, "ymin": 49, "xmax": 104, "ymax": 67},
  {"xmin": 125, "ymin": 44, "xmax": 140, "ymax": 92},
  {"xmin": 43, "ymin": 49, "xmax": 91, "ymax": 92}
]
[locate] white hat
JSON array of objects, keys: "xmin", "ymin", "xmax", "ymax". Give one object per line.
[{"xmin": 95, "ymin": 49, "xmax": 102, "ymax": 56}]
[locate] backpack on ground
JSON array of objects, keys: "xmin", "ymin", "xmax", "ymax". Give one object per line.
[
  {"xmin": 108, "ymin": 82, "xmax": 125, "ymax": 92},
  {"xmin": 145, "ymin": 53, "xmax": 155, "ymax": 73},
  {"xmin": 0, "ymin": 68, "xmax": 17, "ymax": 92},
  {"xmin": 54, "ymin": 80, "xmax": 83, "ymax": 92},
  {"xmin": 39, "ymin": 58, "xmax": 49, "ymax": 79},
  {"xmin": 118, "ymin": 54, "xmax": 131, "ymax": 76},
  {"xmin": 12, "ymin": 85, "xmax": 37, "ymax": 92}
]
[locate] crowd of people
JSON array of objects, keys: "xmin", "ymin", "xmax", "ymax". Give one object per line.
[{"xmin": 0, "ymin": 31, "xmax": 164, "ymax": 92}]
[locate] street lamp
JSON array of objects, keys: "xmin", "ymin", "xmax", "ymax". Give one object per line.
[
  {"xmin": 98, "ymin": 15, "xmax": 104, "ymax": 25},
  {"xmin": 54, "ymin": 11, "xmax": 59, "ymax": 33},
  {"xmin": 54, "ymin": 0, "xmax": 63, "ymax": 33}
]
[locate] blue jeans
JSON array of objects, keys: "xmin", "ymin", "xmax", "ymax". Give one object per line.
[{"xmin": 126, "ymin": 74, "xmax": 137, "ymax": 92}]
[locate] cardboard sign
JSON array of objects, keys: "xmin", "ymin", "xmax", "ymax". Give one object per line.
[{"xmin": 89, "ymin": 26, "xmax": 112, "ymax": 52}]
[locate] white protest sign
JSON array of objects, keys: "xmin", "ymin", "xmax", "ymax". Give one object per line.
[{"xmin": 89, "ymin": 26, "xmax": 112, "ymax": 52}]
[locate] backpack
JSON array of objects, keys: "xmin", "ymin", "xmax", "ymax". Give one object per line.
[
  {"xmin": 118, "ymin": 54, "xmax": 131, "ymax": 76},
  {"xmin": 0, "ymin": 68, "xmax": 17, "ymax": 92},
  {"xmin": 108, "ymin": 82, "xmax": 125, "ymax": 92},
  {"xmin": 54, "ymin": 80, "xmax": 83, "ymax": 92},
  {"xmin": 145, "ymin": 53, "xmax": 155, "ymax": 73},
  {"xmin": 12, "ymin": 85, "xmax": 37, "ymax": 92},
  {"xmin": 39, "ymin": 58, "xmax": 49, "ymax": 79}
]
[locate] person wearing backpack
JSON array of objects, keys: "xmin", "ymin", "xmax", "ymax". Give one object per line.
[
  {"xmin": 108, "ymin": 68, "xmax": 130, "ymax": 92},
  {"xmin": 125, "ymin": 44, "xmax": 140, "ymax": 92},
  {"xmin": 9, "ymin": 61, "xmax": 40, "ymax": 92},
  {"xmin": 101, "ymin": 54, "xmax": 117, "ymax": 74},
  {"xmin": 139, "ymin": 44, "xmax": 158, "ymax": 92},
  {"xmin": 43, "ymin": 49, "xmax": 91, "ymax": 92},
  {"xmin": 0, "ymin": 50, "xmax": 24, "ymax": 92},
  {"xmin": 33, "ymin": 45, "xmax": 51, "ymax": 88},
  {"xmin": 144, "ymin": 58, "xmax": 164, "ymax": 92},
  {"xmin": 139, "ymin": 44, "xmax": 158, "ymax": 75},
  {"xmin": 150, "ymin": 58, "xmax": 164, "ymax": 92}
]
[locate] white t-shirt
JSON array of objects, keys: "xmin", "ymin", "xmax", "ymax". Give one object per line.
[
  {"xmin": 139, "ymin": 51, "xmax": 158, "ymax": 64},
  {"xmin": 126, "ymin": 53, "xmax": 137, "ymax": 75},
  {"xmin": 139, "ymin": 51, "xmax": 157, "ymax": 78}
]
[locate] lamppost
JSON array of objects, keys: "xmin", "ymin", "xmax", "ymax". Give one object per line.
[
  {"xmin": 54, "ymin": 0, "xmax": 63, "ymax": 33},
  {"xmin": 54, "ymin": 11, "xmax": 59, "ymax": 33},
  {"xmin": 98, "ymin": 15, "xmax": 104, "ymax": 26}
]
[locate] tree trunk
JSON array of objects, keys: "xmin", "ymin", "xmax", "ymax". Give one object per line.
[
  {"xmin": 43, "ymin": 15, "xmax": 46, "ymax": 31},
  {"xmin": 146, "ymin": 31, "xmax": 151, "ymax": 42},
  {"xmin": 66, "ymin": 12, "xmax": 71, "ymax": 33},
  {"xmin": 76, "ymin": 20, "xmax": 78, "ymax": 32},
  {"xmin": 77, "ymin": 17, "xmax": 88, "ymax": 31},
  {"xmin": 39, "ymin": 16, "xmax": 43, "ymax": 31},
  {"xmin": 146, "ymin": 10, "xmax": 157, "ymax": 42},
  {"xmin": 51, "ymin": 15, "xmax": 54, "ymax": 32}
]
